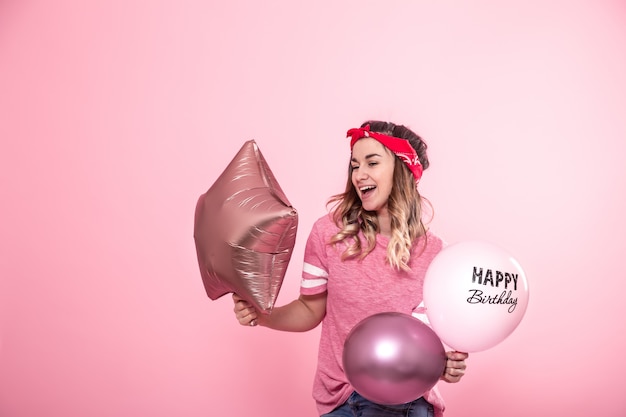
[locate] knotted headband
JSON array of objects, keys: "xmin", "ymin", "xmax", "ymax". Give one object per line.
[{"xmin": 347, "ymin": 124, "xmax": 423, "ymax": 182}]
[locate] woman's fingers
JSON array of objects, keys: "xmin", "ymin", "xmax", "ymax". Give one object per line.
[
  {"xmin": 232, "ymin": 293, "xmax": 258, "ymax": 326},
  {"xmin": 446, "ymin": 351, "xmax": 469, "ymax": 361},
  {"xmin": 442, "ymin": 351, "xmax": 469, "ymax": 383}
]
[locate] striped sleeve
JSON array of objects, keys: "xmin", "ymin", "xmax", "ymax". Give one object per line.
[
  {"xmin": 411, "ymin": 301, "xmax": 431, "ymax": 326},
  {"xmin": 300, "ymin": 218, "xmax": 329, "ymax": 295}
]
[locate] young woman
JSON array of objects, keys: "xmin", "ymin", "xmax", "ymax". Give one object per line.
[{"xmin": 233, "ymin": 120, "xmax": 468, "ymax": 417}]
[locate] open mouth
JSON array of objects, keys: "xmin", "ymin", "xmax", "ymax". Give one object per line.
[{"xmin": 360, "ymin": 185, "xmax": 376, "ymax": 197}]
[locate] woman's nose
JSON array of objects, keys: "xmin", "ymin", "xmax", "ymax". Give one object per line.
[{"xmin": 355, "ymin": 167, "xmax": 369, "ymax": 180}]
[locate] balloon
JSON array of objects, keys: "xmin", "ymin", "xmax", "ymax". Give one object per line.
[
  {"xmin": 342, "ymin": 312, "xmax": 446, "ymax": 405},
  {"xmin": 193, "ymin": 140, "xmax": 298, "ymax": 314},
  {"xmin": 423, "ymin": 240, "xmax": 529, "ymax": 352}
]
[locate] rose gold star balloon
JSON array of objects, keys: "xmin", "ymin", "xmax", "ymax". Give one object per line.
[{"xmin": 193, "ymin": 140, "xmax": 298, "ymax": 314}]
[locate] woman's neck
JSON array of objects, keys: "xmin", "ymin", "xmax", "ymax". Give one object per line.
[{"xmin": 376, "ymin": 210, "xmax": 392, "ymax": 238}]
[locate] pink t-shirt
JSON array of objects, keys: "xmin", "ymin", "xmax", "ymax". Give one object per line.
[{"xmin": 300, "ymin": 213, "xmax": 446, "ymax": 416}]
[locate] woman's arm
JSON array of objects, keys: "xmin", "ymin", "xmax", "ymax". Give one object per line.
[{"xmin": 233, "ymin": 292, "xmax": 327, "ymax": 332}]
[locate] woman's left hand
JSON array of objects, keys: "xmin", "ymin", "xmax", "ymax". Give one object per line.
[{"xmin": 441, "ymin": 351, "xmax": 469, "ymax": 383}]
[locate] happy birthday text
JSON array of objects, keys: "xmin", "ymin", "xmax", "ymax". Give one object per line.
[{"xmin": 468, "ymin": 267, "xmax": 519, "ymax": 313}]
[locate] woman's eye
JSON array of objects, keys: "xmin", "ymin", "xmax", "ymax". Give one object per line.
[
  {"xmin": 368, "ymin": 162, "xmax": 378, "ymax": 167},
  {"xmin": 351, "ymin": 165, "xmax": 359, "ymax": 170}
]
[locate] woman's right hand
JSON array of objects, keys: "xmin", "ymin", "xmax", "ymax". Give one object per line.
[{"xmin": 232, "ymin": 293, "xmax": 259, "ymax": 327}]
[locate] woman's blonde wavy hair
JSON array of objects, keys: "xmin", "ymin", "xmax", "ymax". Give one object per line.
[{"xmin": 327, "ymin": 120, "xmax": 432, "ymax": 271}]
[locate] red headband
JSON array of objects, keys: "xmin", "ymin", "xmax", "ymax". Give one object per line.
[{"xmin": 347, "ymin": 125, "xmax": 423, "ymax": 183}]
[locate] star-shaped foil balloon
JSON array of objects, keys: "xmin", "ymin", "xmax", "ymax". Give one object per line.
[{"xmin": 193, "ymin": 140, "xmax": 298, "ymax": 314}]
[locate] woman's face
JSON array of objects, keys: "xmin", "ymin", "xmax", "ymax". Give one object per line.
[{"xmin": 351, "ymin": 137, "xmax": 396, "ymax": 214}]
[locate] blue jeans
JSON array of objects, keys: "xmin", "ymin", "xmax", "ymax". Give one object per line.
[{"xmin": 321, "ymin": 391, "xmax": 434, "ymax": 417}]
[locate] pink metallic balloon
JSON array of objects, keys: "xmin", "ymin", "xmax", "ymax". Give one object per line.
[
  {"xmin": 343, "ymin": 312, "xmax": 446, "ymax": 405},
  {"xmin": 193, "ymin": 140, "xmax": 298, "ymax": 314}
]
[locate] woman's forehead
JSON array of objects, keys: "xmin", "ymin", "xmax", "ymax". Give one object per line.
[{"xmin": 351, "ymin": 137, "xmax": 392, "ymax": 158}]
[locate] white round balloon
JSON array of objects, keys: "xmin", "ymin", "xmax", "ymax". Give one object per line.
[{"xmin": 423, "ymin": 240, "xmax": 529, "ymax": 352}]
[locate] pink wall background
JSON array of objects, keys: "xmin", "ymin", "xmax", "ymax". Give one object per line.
[{"xmin": 1, "ymin": 1, "xmax": 625, "ymax": 416}]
